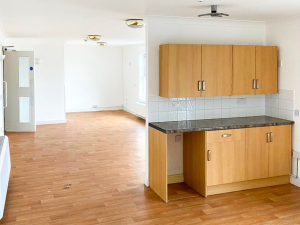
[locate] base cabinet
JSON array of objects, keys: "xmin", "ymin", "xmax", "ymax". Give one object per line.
[{"xmin": 149, "ymin": 125, "xmax": 292, "ymax": 203}]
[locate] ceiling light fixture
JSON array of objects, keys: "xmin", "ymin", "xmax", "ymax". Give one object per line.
[
  {"xmin": 97, "ymin": 42, "xmax": 107, "ymax": 46},
  {"xmin": 198, "ymin": 5, "xmax": 229, "ymax": 17},
  {"xmin": 125, "ymin": 19, "xmax": 145, "ymax": 28},
  {"xmin": 88, "ymin": 35, "xmax": 101, "ymax": 41}
]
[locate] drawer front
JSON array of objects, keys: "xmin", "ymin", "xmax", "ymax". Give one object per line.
[{"xmin": 206, "ymin": 129, "xmax": 245, "ymax": 143}]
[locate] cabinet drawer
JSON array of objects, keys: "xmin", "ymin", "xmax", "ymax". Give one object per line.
[{"xmin": 207, "ymin": 129, "xmax": 245, "ymax": 143}]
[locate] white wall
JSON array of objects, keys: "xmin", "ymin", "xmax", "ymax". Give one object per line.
[
  {"xmin": 122, "ymin": 45, "xmax": 146, "ymax": 117},
  {"xmin": 64, "ymin": 44, "xmax": 123, "ymax": 112},
  {"xmin": 4, "ymin": 38, "xmax": 66, "ymax": 125},
  {"xmin": 266, "ymin": 17, "xmax": 300, "ymax": 175},
  {"xmin": 145, "ymin": 16, "xmax": 267, "ymax": 184}
]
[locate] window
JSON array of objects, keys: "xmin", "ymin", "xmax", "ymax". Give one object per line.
[{"xmin": 139, "ymin": 53, "xmax": 146, "ymax": 103}]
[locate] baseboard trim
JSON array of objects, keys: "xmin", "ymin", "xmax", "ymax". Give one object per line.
[
  {"xmin": 207, "ymin": 175, "xmax": 290, "ymax": 196},
  {"xmin": 144, "ymin": 177, "xmax": 150, "ymax": 187},
  {"xmin": 36, "ymin": 119, "xmax": 67, "ymax": 125},
  {"xmin": 290, "ymin": 176, "xmax": 300, "ymax": 187},
  {"xmin": 67, "ymin": 106, "xmax": 123, "ymax": 113},
  {"xmin": 168, "ymin": 174, "xmax": 184, "ymax": 184},
  {"xmin": 123, "ymin": 108, "xmax": 146, "ymax": 120}
]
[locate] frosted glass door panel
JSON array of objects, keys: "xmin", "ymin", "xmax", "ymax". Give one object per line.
[
  {"xmin": 19, "ymin": 57, "xmax": 29, "ymax": 87},
  {"xmin": 19, "ymin": 97, "xmax": 30, "ymax": 123}
]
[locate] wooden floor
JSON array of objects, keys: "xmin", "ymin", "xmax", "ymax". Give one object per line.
[{"xmin": 1, "ymin": 111, "xmax": 300, "ymax": 224}]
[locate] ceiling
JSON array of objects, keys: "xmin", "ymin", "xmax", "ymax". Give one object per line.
[{"xmin": 0, "ymin": 0, "xmax": 299, "ymax": 45}]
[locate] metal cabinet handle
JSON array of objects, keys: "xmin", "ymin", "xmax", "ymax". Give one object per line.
[
  {"xmin": 198, "ymin": 81, "xmax": 202, "ymax": 91},
  {"xmin": 256, "ymin": 79, "xmax": 259, "ymax": 89},
  {"xmin": 207, "ymin": 150, "xmax": 211, "ymax": 161},
  {"xmin": 222, "ymin": 134, "xmax": 231, "ymax": 138},
  {"xmin": 3, "ymin": 81, "xmax": 7, "ymax": 108},
  {"xmin": 270, "ymin": 132, "xmax": 273, "ymax": 142},
  {"xmin": 253, "ymin": 79, "xmax": 256, "ymax": 89},
  {"xmin": 267, "ymin": 132, "xmax": 270, "ymax": 143},
  {"xmin": 203, "ymin": 81, "xmax": 206, "ymax": 91}
]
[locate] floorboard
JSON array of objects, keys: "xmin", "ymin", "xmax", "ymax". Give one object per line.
[{"xmin": 1, "ymin": 111, "xmax": 300, "ymax": 224}]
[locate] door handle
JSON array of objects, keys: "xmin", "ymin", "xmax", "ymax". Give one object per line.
[
  {"xmin": 253, "ymin": 79, "xmax": 256, "ymax": 89},
  {"xmin": 222, "ymin": 134, "xmax": 231, "ymax": 138},
  {"xmin": 267, "ymin": 132, "xmax": 270, "ymax": 143},
  {"xmin": 270, "ymin": 132, "xmax": 273, "ymax": 142},
  {"xmin": 3, "ymin": 81, "xmax": 7, "ymax": 108},
  {"xmin": 207, "ymin": 150, "xmax": 211, "ymax": 161},
  {"xmin": 202, "ymin": 81, "xmax": 206, "ymax": 91},
  {"xmin": 256, "ymin": 79, "xmax": 259, "ymax": 89},
  {"xmin": 198, "ymin": 81, "xmax": 202, "ymax": 91}
]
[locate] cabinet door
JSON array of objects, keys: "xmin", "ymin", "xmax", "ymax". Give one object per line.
[
  {"xmin": 207, "ymin": 141, "xmax": 246, "ymax": 186},
  {"xmin": 246, "ymin": 127, "xmax": 269, "ymax": 180},
  {"xmin": 159, "ymin": 44, "xmax": 201, "ymax": 98},
  {"xmin": 269, "ymin": 125, "xmax": 291, "ymax": 177},
  {"xmin": 178, "ymin": 45, "xmax": 202, "ymax": 97},
  {"xmin": 202, "ymin": 45, "xmax": 232, "ymax": 97},
  {"xmin": 256, "ymin": 46, "xmax": 278, "ymax": 95},
  {"xmin": 232, "ymin": 46, "xmax": 256, "ymax": 96}
]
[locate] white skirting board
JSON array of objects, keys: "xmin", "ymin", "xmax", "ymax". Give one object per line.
[
  {"xmin": 66, "ymin": 106, "xmax": 123, "ymax": 113},
  {"xmin": 290, "ymin": 176, "xmax": 300, "ymax": 187},
  {"xmin": 0, "ymin": 136, "xmax": 10, "ymax": 220},
  {"xmin": 36, "ymin": 119, "xmax": 67, "ymax": 125}
]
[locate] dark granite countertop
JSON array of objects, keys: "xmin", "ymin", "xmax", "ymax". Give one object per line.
[{"xmin": 149, "ymin": 116, "xmax": 295, "ymax": 134}]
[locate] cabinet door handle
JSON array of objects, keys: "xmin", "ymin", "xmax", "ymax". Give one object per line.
[
  {"xmin": 267, "ymin": 133, "xmax": 270, "ymax": 143},
  {"xmin": 253, "ymin": 79, "xmax": 256, "ymax": 89},
  {"xmin": 207, "ymin": 150, "xmax": 211, "ymax": 161},
  {"xmin": 222, "ymin": 134, "xmax": 231, "ymax": 138},
  {"xmin": 198, "ymin": 81, "xmax": 202, "ymax": 91},
  {"xmin": 203, "ymin": 81, "xmax": 206, "ymax": 91},
  {"xmin": 270, "ymin": 132, "xmax": 273, "ymax": 142},
  {"xmin": 256, "ymin": 79, "xmax": 259, "ymax": 89}
]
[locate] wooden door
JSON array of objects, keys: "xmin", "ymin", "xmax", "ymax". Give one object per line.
[
  {"xmin": 202, "ymin": 45, "xmax": 232, "ymax": 97},
  {"xmin": 246, "ymin": 127, "xmax": 269, "ymax": 180},
  {"xmin": 159, "ymin": 44, "xmax": 201, "ymax": 98},
  {"xmin": 207, "ymin": 141, "xmax": 246, "ymax": 186},
  {"xmin": 256, "ymin": 46, "xmax": 278, "ymax": 95},
  {"xmin": 269, "ymin": 125, "xmax": 292, "ymax": 177},
  {"xmin": 232, "ymin": 45, "xmax": 256, "ymax": 95}
]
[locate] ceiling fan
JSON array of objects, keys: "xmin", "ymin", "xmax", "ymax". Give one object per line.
[{"xmin": 198, "ymin": 5, "xmax": 229, "ymax": 17}]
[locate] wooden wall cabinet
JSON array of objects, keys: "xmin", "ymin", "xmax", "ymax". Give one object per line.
[
  {"xmin": 159, "ymin": 44, "xmax": 278, "ymax": 98},
  {"xmin": 159, "ymin": 44, "xmax": 202, "ymax": 98}
]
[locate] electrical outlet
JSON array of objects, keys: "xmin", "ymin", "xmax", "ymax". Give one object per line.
[
  {"xmin": 295, "ymin": 109, "xmax": 300, "ymax": 117},
  {"xmin": 172, "ymin": 101, "xmax": 183, "ymax": 108},
  {"xmin": 237, "ymin": 98, "xmax": 247, "ymax": 105},
  {"xmin": 293, "ymin": 150, "xmax": 300, "ymax": 159},
  {"xmin": 92, "ymin": 105, "xmax": 97, "ymax": 108},
  {"xmin": 175, "ymin": 135, "xmax": 182, "ymax": 142}
]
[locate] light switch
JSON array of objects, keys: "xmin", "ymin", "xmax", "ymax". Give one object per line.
[
  {"xmin": 295, "ymin": 109, "xmax": 300, "ymax": 117},
  {"xmin": 175, "ymin": 135, "xmax": 182, "ymax": 142}
]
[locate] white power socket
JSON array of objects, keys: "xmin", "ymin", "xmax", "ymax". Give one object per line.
[
  {"xmin": 293, "ymin": 150, "xmax": 300, "ymax": 159},
  {"xmin": 175, "ymin": 135, "xmax": 182, "ymax": 142},
  {"xmin": 92, "ymin": 105, "xmax": 98, "ymax": 108},
  {"xmin": 172, "ymin": 101, "xmax": 183, "ymax": 108},
  {"xmin": 237, "ymin": 98, "xmax": 247, "ymax": 105}
]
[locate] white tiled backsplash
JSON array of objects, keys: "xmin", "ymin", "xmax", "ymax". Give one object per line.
[
  {"xmin": 265, "ymin": 89, "xmax": 295, "ymax": 121},
  {"xmin": 149, "ymin": 89, "xmax": 295, "ymax": 123}
]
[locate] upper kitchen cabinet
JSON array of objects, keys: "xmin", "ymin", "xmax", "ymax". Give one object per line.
[
  {"xmin": 232, "ymin": 45, "xmax": 256, "ymax": 96},
  {"xmin": 202, "ymin": 45, "xmax": 233, "ymax": 97},
  {"xmin": 159, "ymin": 44, "xmax": 202, "ymax": 98},
  {"xmin": 256, "ymin": 46, "xmax": 278, "ymax": 95}
]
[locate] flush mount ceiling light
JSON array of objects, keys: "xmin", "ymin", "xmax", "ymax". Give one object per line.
[
  {"xmin": 88, "ymin": 35, "xmax": 101, "ymax": 41},
  {"xmin": 125, "ymin": 19, "xmax": 145, "ymax": 28},
  {"xmin": 97, "ymin": 42, "xmax": 107, "ymax": 46},
  {"xmin": 198, "ymin": 5, "xmax": 229, "ymax": 17}
]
